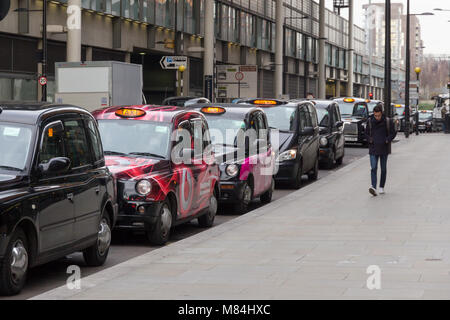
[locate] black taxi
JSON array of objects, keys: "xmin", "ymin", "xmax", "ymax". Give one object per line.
[
  {"xmin": 0, "ymin": 102, "xmax": 117, "ymax": 296},
  {"xmin": 239, "ymin": 99, "xmax": 319, "ymax": 189},
  {"xmin": 187, "ymin": 104, "xmax": 275, "ymax": 214},
  {"xmin": 312, "ymin": 100, "xmax": 345, "ymax": 169},
  {"xmin": 334, "ymin": 97, "xmax": 370, "ymax": 145},
  {"xmin": 93, "ymin": 105, "xmax": 220, "ymax": 245}
]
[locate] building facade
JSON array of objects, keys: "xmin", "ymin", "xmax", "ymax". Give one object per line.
[{"xmin": 0, "ymin": 0, "xmax": 383, "ymax": 103}]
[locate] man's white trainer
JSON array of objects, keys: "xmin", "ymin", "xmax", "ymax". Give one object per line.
[
  {"xmin": 369, "ymin": 187, "xmax": 378, "ymax": 196},
  {"xmin": 378, "ymin": 188, "xmax": 385, "ymax": 194}
]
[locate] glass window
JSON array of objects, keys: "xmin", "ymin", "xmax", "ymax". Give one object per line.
[
  {"xmin": 309, "ymin": 105, "xmax": 318, "ymax": 127},
  {"xmin": 111, "ymin": 0, "xmax": 120, "ymax": 16},
  {"xmin": 299, "ymin": 106, "xmax": 309, "ymax": 130},
  {"xmin": 40, "ymin": 123, "xmax": 65, "ymax": 165},
  {"xmin": 263, "ymin": 106, "xmax": 297, "ymax": 131},
  {"xmin": 85, "ymin": 118, "xmax": 103, "ymax": 163},
  {"xmin": 316, "ymin": 108, "xmax": 329, "ymax": 127},
  {"xmin": 63, "ymin": 119, "xmax": 92, "ymax": 168},
  {"xmin": 13, "ymin": 79, "xmax": 37, "ymax": 101},
  {"xmin": 0, "ymin": 78, "xmax": 12, "ymax": 101},
  {"xmin": 0, "ymin": 122, "xmax": 33, "ymax": 171}
]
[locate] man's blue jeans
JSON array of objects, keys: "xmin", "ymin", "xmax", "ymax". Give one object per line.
[{"xmin": 370, "ymin": 155, "xmax": 388, "ymax": 189}]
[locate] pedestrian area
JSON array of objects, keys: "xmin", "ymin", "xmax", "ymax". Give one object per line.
[{"xmin": 33, "ymin": 134, "xmax": 450, "ymax": 300}]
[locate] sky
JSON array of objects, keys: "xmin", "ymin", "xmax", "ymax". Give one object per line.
[{"xmin": 325, "ymin": 0, "xmax": 450, "ymax": 55}]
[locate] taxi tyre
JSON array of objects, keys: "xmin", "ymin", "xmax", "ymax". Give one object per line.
[
  {"xmin": 308, "ymin": 156, "xmax": 319, "ymax": 181},
  {"xmin": 293, "ymin": 160, "xmax": 303, "ymax": 189},
  {"xmin": 325, "ymin": 150, "xmax": 335, "ymax": 169},
  {"xmin": 83, "ymin": 213, "xmax": 111, "ymax": 267},
  {"xmin": 198, "ymin": 189, "xmax": 218, "ymax": 228},
  {"xmin": 335, "ymin": 149, "xmax": 344, "ymax": 166},
  {"xmin": 0, "ymin": 228, "xmax": 29, "ymax": 296},
  {"xmin": 147, "ymin": 199, "xmax": 172, "ymax": 246},
  {"xmin": 260, "ymin": 178, "xmax": 275, "ymax": 204},
  {"xmin": 234, "ymin": 181, "xmax": 253, "ymax": 215}
]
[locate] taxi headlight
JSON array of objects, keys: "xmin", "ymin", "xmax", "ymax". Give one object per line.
[
  {"xmin": 277, "ymin": 149, "xmax": 297, "ymax": 162},
  {"xmin": 226, "ymin": 164, "xmax": 239, "ymax": 177},
  {"xmin": 136, "ymin": 180, "xmax": 152, "ymax": 196},
  {"xmin": 320, "ymin": 137, "xmax": 328, "ymax": 147}
]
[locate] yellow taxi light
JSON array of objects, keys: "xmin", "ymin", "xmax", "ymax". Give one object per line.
[
  {"xmin": 201, "ymin": 107, "xmax": 226, "ymax": 114},
  {"xmin": 394, "ymin": 104, "xmax": 402, "ymax": 108},
  {"xmin": 365, "ymin": 99, "xmax": 370, "ymax": 103},
  {"xmin": 252, "ymin": 100, "xmax": 278, "ymax": 105},
  {"xmin": 344, "ymin": 98, "xmax": 355, "ymax": 103},
  {"xmin": 115, "ymin": 108, "xmax": 146, "ymax": 118}
]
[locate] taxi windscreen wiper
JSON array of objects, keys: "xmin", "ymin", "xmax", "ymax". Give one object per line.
[
  {"xmin": 128, "ymin": 152, "xmax": 165, "ymax": 159},
  {"xmin": 0, "ymin": 165, "xmax": 23, "ymax": 172},
  {"xmin": 104, "ymin": 151, "xmax": 127, "ymax": 156}
]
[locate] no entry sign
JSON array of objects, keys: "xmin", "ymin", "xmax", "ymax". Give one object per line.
[{"xmin": 235, "ymin": 72, "xmax": 244, "ymax": 81}]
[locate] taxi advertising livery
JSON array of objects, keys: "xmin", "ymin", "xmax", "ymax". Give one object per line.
[
  {"xmin": 93, "ymin": 105, "xmax": 220, "ymax": 245},
  {"xmin": 187, "ymin": 103, "xmax": 275, "ymax": 214}
]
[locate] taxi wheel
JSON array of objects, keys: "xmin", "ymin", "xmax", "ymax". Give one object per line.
[
  {"xmin": 325, "ymin": 150, "xmax": 335, "ymax": 169},
  {"xmin": 147, "ymin": 200, "xmax": 172, "ymax": 246},
  {"xmin": 198, "ymin": 189, "xmax": 218, "ymax": 228},
  {"xmin": 308, "ymin": 157, "xmax": 319, "ymax": 181},
  {"xmin": 260, "ymin": 178, "xmax": 275, "ymax": 204},
  {"xmin": 293, "ymin": 160, "xmax": 303, "ymax": 189},
  {"xmin": 83, "ymin": 214, "xmax": 111, "ymax": 267},
  {"xmin": 234, "ymin": 182, "xmax": 253, "ymax": 214},
  {"xmin": 0, "ymin": 228, "xmax": 29, "ymax": 296}
]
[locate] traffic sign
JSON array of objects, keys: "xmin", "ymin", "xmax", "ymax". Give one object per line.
[
  {"xmin": 38, "ymin": 76, "xmax": 47, "ymax": 86},
  {"xmin": 160, "ymin": 56, "xmax": 188, "ymax": 70},
  {"xmin": 235, "ymin": 72, "xmax": 244, "ymax": 81}
]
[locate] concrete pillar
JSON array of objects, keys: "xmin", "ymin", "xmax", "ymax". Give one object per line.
[
  {"xmin": 67, "ymin": 0, "xmax": 82, "ymax": 62},
  {"xmin": 203, "ymin": 0, "xmax": 214, "ymax": 101},
  {"xmin": 318, "ymin": 0, "xmax": 326, "ymax": 99},
  {"xmin": 125, "ymin": 52, "xmax": 131, "ymax": 63},
  {"xmin": 85, "ymin": 46, "xmax": 92, "ymax": 61},
  {"xmin": 336, "ymin": 79, "xmax": 341, "ymax": 97},
  {"xmin": 37, "ymin": 40, "xmax": 43, "ymax": 101},
  {"xmin": 275, "ymin": 0, "xmax": 284, "ymax": 99},
  {"xmin": 347, "ymin": 0, "xmax": 354, "ymax": 97}
]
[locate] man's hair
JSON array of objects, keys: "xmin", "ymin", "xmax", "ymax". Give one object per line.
[{"xmin": 373, "ymin": 105, "xmax": 383, "ymax": 113}]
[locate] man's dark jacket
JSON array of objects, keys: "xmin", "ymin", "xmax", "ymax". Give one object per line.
[{"xmin": 365, "ymin": 115, "xmax": 397, "ymax": 156}]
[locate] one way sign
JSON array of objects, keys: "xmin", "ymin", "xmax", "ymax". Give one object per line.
[{"xmin": 160, "ymin": 56, "xmax": 188, "ymax": 70}]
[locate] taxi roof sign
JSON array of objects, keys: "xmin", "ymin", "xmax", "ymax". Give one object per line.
[
  {"xmin": 115, "ymin": 108, "xmax": 146, "ymax": 118},
  {"xmin": 201, "ymin": 107, "xmax": 226, "ymax": 114},
  {"xmin": 343, "ymin": 98, "xmax": 355, "ymax": 103}
]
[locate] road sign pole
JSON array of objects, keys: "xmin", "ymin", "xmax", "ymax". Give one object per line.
[{"xmin": 238, "ymin": 80, "xmax": 241, "ymax": 99}]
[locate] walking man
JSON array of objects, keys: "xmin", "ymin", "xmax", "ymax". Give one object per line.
[{"xmin": 365, "ymin": 105, "xmax": 397, "ymax": 196}]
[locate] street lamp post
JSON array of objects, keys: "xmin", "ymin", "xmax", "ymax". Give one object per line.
[
  {"xmin": 415, "ymin": 67, "xmax": 421, "ymax": 136},
  {"xmin": 384, "ymin": 0, "xmax": 392, "ymax": 117}
]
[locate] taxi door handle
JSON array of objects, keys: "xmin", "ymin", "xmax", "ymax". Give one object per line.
[
  {"xmin": 67, "ymin": 193, "xmax": 74, "ymax": 202},
  {"xmin": 95, "ymin": 186, "xmax": 100, "ymax": 194}
]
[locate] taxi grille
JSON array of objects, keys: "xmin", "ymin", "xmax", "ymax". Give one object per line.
[{"xmin": 344, "ymin": 123, "xmax": 358, "ymax": 135}]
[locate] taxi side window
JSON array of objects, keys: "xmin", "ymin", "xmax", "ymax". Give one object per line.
[
  {"xmin": 40, "ymin": 122, "xmax": 65, "ymax": 164},
  {"xmin": 308, "ymin": 105, "xmax": 318, "ymax": 127},
  {"xmin": 191, "ymin": 118, "xmax": 204, "ymax": 158},
  {"xmin": 298, "ymin": 106, "xmax": 308, "ymax": 131},
  {"xmin": 85, "ymin": 117, "xmax": 103, "ymax": 163},
  {"xmin": 63, "ymin": 119, "xmax": 92, "ymax": 169}
]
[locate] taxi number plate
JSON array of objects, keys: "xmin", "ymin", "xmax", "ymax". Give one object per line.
[{"xmin": 345, "ymin": 137, "xmax": 358, "ymax": 142}]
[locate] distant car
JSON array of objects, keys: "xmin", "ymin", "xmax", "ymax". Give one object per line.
[
  {"xmin": 417, "ymin": 110, "xmax": 433, "ymax": 132},
  {"xmin": 162, "ymin": 96, "xmax": 211, "ymax": 107},
  {"xmin": 93, "ymin": 105, "xmax": 220, "ymax": 245},
  {"xmin": 312, "ymin": 100, "xmax": 345, "ymax": 169},
  {"xmin": 334, "ymin": 97, "xmax": 370, "ymax": 145},
  {"xmin": 240, "ymin": 99, "xmax": 320, "ymax": 189},
  {"xmin": 393, "ymin": 104, "xmax": 415, "ymax": 133},
  {"xmin": 432, "ymin": 94, "xmax": 449, "ymax": 131},
  {"xmin": 0, "ymin": 102, "xmax": 117, "ymax": 295},
  {"xmin": 188, "ymin": 103, "xmax": 275, "ymax": 214}
]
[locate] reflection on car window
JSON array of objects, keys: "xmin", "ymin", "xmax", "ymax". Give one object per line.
[
  {"xmin": 40, "ymin": 124, "xmax": 64, "ymax": 165},
  {"xmin": 0, "ymin": 123, "xmax": 33, "ymax": 171},
  {"xmin": 64, "ymin": 120, "xmax": 91, "ymax": 168},
  {"xmin": 316, "ymin": 108, "xmax": 330, "ymax": 127},
  {"xmin": 353, "ymin": 104, "xmax": 367, "ymax": 117}
]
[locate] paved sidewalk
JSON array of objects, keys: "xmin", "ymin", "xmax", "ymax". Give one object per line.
[{"xmin": 33, "ymin": 134, "xmax": 450, "ymax": 300}]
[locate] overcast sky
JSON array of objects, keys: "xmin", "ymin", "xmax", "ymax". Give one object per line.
[{"xmin": 324, "ymin": 0, "xmax": 450, "ymax": 55}]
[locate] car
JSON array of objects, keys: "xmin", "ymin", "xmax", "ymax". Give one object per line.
[
  {"xmin": 188, "ymin": 103, "xmax": 275, "ymax": 214},
  {"xmin": 162, "ymin": 96, "xmax": 211, "ymax": 107},
  {"xmin": 312, "ymin": 100, "xmax": 345, "ymax": 169},
  {"xmin": 93, "ymin": 105, "xmax": 220, "ymax": 245},
  {"xmin": 417, "ymin": 110, "xmax": 433, "ymax": 133},
  {"xmin": 366, "ymin": 99, "xmax": 384, "ymax": 115},
  {"xmin": 393, "ymin": 104, "xmax": 415, "ymax": 133},
  {"xmin": 0, "ymin": 102, "xmax": 117, "ymax": 296},
  {"xmin": 239, "ymin": 99, "xmax": 319, "ymax": 189},
  {"xmin": 432, "ymin": 94, "xmax": 449, "ymax": 131},
  {"xmin": 334, "ymin": 97, "xmax": 370, "ymax": 145}
]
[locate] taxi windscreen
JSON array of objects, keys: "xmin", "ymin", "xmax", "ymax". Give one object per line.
[
  {"xmin": 419, "ymin": 112, "xmax": 432, "ymax": 121},
  {"xmin": 263, "ymin": 106, "xmax": 297, "ymax": 131},
  {"xmin": 337, "ymin": 102, "xmax": 355, "ymax": 116},
  {"xmin": 97, "ymin": 120, "xmax": 170, "ymax": 159},
  {"xmin": 394, "ymin": 107, "xmax": 405, "ymax": 116},
  {"xmin": 0, "ymin": 122, "xmax": 33, "ymax": 171},
  {"xmin": 367, "ymin": 102, "xmax": 379, "ymax": 113},
  {"xmin": 204, "ymin": 116, "xmax": 246, "ymax": 146}
]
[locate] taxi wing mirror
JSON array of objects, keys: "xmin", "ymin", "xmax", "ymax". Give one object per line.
[
  {"xmin": 336, "ymin": 121, "xmax": 344, "ymax": 128},
  {"xmin": 300, "ymin": 127, "xmax": 314, "ymax": 136},
  {"xmin": 39, "ymin": 157, "xmax": 71, "ymax": 175}
]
